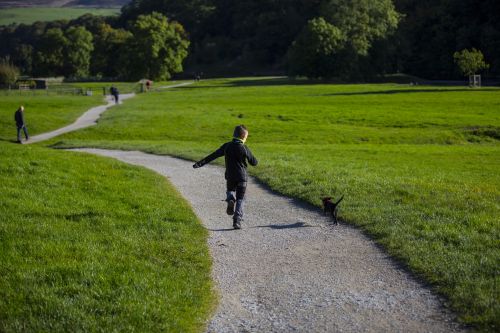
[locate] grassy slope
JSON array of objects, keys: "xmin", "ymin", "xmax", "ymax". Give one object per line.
[
  {"xmin": 0, "ymin": 93, "xmax": 102, "ymax": 142},
  {"xmin": 50, "ymin": 78, "xmax": 500, "ymax": 330},
  {"xmin": 0, "ymin": 94, "xmax": 214, "ymax": 331},
  {"xmin": 0, "ymin": 7, "xmax": 119, "ymax": 26}
]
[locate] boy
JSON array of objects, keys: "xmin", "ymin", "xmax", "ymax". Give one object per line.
[{"xmin": 193, "ymin": 125, "xmax": 258, "ymax": 229}]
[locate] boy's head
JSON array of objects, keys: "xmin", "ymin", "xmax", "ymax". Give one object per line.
[
  {"xmin": 19, "ymin": 106, "xmax": 24, "ymax": 112},
  {"xmin": 233, "ymin": 125, "xmax": 248, "ymax": 141}
]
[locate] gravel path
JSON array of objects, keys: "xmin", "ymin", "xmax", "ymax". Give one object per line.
[
  {"xmin": 70, "ymin": 148, "xmax": 465, "ymax": 333},
  {"xmin": 26, "ymin": 94, "xmax": 135, "ymax": 144},
  {"xmin": 27, "ymin": 82, "xmax": 192, "ymax": 144}
]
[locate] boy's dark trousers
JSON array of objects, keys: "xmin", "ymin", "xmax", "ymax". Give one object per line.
[
  {"xmin": 17, "ymin": 125, "xmax": 29, "ymax": 142},
  {"xmin": 226, "ymin": 180, "xmax": 246, "ymax": 222}
]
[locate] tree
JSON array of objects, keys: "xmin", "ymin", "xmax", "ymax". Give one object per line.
[
  {"xmin": 121, "ymin": 0, "xmax": 215, "ymax": 38},
  {"xmin": 90, "ymin": 23, "xmax": 132, "ymax": 77},
  {"xmin": 121, "ymin": 12, "xmax": 190, "ymax": 80},
  {"xmin": 391, "ymin": 0, "xmax": 500, "ymax": 79},
  {"xmin": 64, "ymin": 26, "xmax": 94, "ymax": 78},
  {"xmin": 33, "ymin": 28, "xmax": 68, "ymax": 77},
  {"xmin": 0, "ymin": 59, "xmax": 19, "ymax": 86},
  {"xmin": 13, "ymin": 44, "xmax": 33, "ymax": 75},
  {"xmin": 453, "ymin": 48, "xmax": 489, "ymax": 76},
  {"xmin": 287, "ymin": 17, "xmax": 345, "ymax": 78},
  {"xmin": 320, "ymin": 0, "xmax": 400, "ymax": 56},
  {"xmin": 288, "ymin": 0, "xmax": 400, "ymax": 79}
]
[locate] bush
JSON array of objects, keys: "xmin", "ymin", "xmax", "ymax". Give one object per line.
[{"xmin": 0, "ymin": 60, "xmax": 20, "ymax": 87}]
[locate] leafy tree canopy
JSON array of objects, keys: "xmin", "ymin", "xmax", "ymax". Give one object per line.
[
  {"xmin": 320, "ymin": 0, "xmax": 400, "ymax": 55},
  {"xmin": 121, "ymin": 12, "xmax": 189, "ymax": 80},
  {"xmin": 33, "ymin": 27, "xmax": 68, "ymax": 77},
  {"xmin": 0, "ymin": 59, "xmax": 20, "ymax": 86},
  {"xmin": 453, "ymin": 48, "xmax": 489, "ymax": 76},
  {"xmin": 287, "ymin": 17, "xmax": 345, "ymax": 78},
  {"xmin": 64, "ymin": 26, "xmax": 94, "ymax": 78}
]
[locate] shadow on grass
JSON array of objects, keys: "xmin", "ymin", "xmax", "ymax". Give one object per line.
[
  {"xmin": 175, "ymin": 77, "xmax": 499, "ymax": 96},
  {"xmin": 176, "ymin": 77, "xmax": 334, "ymax": 90},
  {"xmin": 317, "ymin": 88, "xmax": 499, "ymax": 97},
  {"xmin": 0, "ymin": 138, "xmax": 21, "ymax": 144}
]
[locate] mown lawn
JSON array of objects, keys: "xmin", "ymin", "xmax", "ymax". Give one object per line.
[
  {"xmin": 0, "ymin": 7, "xmax": 119, "ymax": 26},
  {"xmin": 50, "ymin": 77, "xmax": 500, "ymax": 330},
  {"xmin": 0, "ymin": 94, "xmax": 215, "ymax": 331},
  {"xmin": 0, "ymin": 93, "xmax": 103, "ymax": 142}
]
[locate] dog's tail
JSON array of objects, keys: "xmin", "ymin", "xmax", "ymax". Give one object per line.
[{"xmin": 335, "ymin": 195, "xmax": 344, "ymax": 205}]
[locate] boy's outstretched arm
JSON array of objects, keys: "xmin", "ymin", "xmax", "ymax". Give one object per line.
[
  {"xmin": 193, "ymin": 143, "xmax": 227, "ymax": 168},
  {"xmin": 245, "ymin": 146, "xmax": 258, "ymax": 166}
]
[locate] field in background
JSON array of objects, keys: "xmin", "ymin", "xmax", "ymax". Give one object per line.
[
  {"xmin": 50, "ymin": 77, "xmax": 500, "ymax": 330},
  {"xmin": 0, "ymin": 7, "xmax": 119, "ymax": 26}
]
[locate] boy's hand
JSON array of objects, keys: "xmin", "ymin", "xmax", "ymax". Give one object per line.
[{"xmin": 193, "ymin": 162, "xmax": 202, "ymax": 169}]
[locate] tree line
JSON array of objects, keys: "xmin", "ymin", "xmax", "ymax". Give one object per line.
[
  {"xmin": 0, "ymin": 12, "xmax": 189, "ymax": 82},
  {"xmin": 1, "ymin": 0, "xmax": 499, "ymax": 81}
]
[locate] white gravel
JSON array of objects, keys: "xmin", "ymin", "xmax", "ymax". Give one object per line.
[{"xmin": 69, "ymin": 148, "xmax": 466, "ymax": 333}]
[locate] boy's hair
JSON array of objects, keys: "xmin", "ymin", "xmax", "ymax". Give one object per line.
[{"xmin": 233, "ymin": 125, "xmax": 248, "ymax": 138}]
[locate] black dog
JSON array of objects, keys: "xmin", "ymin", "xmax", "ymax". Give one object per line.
[{"xmin": 322, "ymin": 195, "xmax": 344, "ymax": 224}]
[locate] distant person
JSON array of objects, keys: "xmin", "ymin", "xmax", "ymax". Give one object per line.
[
  {"xmin": 146, "ymin": 80, "xmax": 151, "ymax": 90},
  {"xmin": 14, "ymin": 105, "xmax": 29, "ymax": 143},
  {"xmin": 110, "ymin": 86, "xmax": 119, "ymax": 104},
  {"xmin": 193, "ymin": 125, "xmax": 258, "ymax": 229}
]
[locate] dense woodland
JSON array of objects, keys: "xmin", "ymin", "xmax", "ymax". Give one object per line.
[{"xmin": 0, "ymin": 0, "xmax": 499, "ymax": 81}]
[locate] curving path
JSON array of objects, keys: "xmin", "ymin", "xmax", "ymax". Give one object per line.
[
  {"xmin": 27, "ymin": 82, "xmax": 192, "ymax": 144},
  {"xmin": 26, "ymin": 94, "xmax": 135, "ymax": 144},
  {"xmin": 69, "ymin": 148, "xmax": 465, "ymax": 333}
]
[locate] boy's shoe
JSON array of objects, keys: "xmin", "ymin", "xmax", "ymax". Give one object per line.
[
  {"xmin": 233, "ymin": 220, "xmax": 241, "ymax": 230},
  {"xmin": 226, "ymin": 199, "xmax": 235, "ymax": 215}
]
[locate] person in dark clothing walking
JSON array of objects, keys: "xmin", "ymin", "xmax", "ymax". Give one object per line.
[
  {"xmin": 193, "ymin": 125, "xmax": 258, "ymax": 229},
  {"xmin": 110, "ymin": 86, "xmax": 119, "ymax": 104},
  {"xmin": 14, "ymin": 106, "xmax": 29, "ymax": 143}
]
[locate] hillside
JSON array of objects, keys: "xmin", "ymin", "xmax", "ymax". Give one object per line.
[
  {"xmin": 0, "ymin": 0, "xmax": 129, "ymax": 8},
  {"xmin": 0, "ymin": 7, "xmax": 120, "ymax": 25}
]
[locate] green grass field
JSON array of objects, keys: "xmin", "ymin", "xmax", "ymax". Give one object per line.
[
  {"xmin": 67, "ymin": 82, "xmax": 142, "ymax": 94},
  {"xmin": 48, "ymin": 77, "xmax": 500, "ymax": 330},
  {"xmin": 0, "ymin": 7, "xmax": 119, "ymax": 26},
  {"xmin": 0, "ymin": 94, "xmax": 102, "ymax": 142},
  {"xmin": 0, "ymin": 94, "xmax": 215, "ymax": 331}
]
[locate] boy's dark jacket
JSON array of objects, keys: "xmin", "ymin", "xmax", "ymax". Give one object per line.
[
  {"xmin": 195, "ymin": 138, "xmax": 258, "ymax": 182},
  {"xmin": 14, "ymin": 110, "xmax": 24, "ymax": 127}
]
